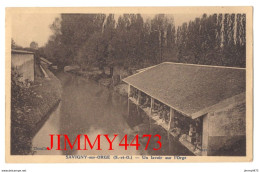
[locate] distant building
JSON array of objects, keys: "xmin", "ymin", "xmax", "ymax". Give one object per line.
[
  {"xmin": 123, "ymin": 62, "xmax": 246, "ymax": 156},
  {"xmin": 11, "ymin": 50, "xmax": 35, "ymax": 82}
]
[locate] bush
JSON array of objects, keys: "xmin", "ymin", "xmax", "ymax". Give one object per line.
[{"xmin": 11, "ymin": 68, "xmax": 35, "ymax": 155}]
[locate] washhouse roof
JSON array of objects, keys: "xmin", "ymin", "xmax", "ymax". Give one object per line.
[{"xmin": 123, "ymin": 62, "xmax": 246, "ymax": 119}]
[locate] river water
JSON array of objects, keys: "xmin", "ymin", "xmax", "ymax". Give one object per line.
[{"xmin": 32, "ymin": 72, "xmax": 193, "ymax": 156}]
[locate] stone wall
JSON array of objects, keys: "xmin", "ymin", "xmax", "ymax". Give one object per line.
[
  {"xmin": 207, "ymin": 102, "xmax": 246, "ymax": 156},
  {"xmin": 209, "ymin": 102, "xmax": 246, "ymax": 137}
]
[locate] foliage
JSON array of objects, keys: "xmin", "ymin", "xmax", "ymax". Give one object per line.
[
  {"xmin": 11, "ymin": 67, "xmax": 62, "ymax": 155},
  {"xmin": 30, "ymin": 41, "xmax": 39, "ymax": 50},
  {"xmin": 11, "ymin": 68, "xmax": 34, "ymax": 154},
  {"xmin": 11, "ymin": 39, "xmax": 23, "ymax": 50},
  {"xmin": 42, "ymin": 13, "xmax": 246, "ymax": 70},
  {"xmin": 176, "ymin": 13, "xmax": 246, "ymax": 67}
]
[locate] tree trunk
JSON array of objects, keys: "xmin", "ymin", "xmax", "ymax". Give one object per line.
[{"xmin": 109, "ymin": 67, "xmax": 114, "ymax": 77}]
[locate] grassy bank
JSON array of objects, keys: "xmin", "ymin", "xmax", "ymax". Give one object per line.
[{"xmin": 11, "ymin": 66, "xmax": 62, "ymax": 155}]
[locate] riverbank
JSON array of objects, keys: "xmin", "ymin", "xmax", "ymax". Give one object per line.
[
  {"xmin": 11, "ymin": 65, "xmax": 62, "ymax": 155},
  {"xmin": 67, "ymin": 67, "xmax": 131, "ymax": 97}
]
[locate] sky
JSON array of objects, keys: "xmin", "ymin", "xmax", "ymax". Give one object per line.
[
  {"xmin": 11, "ymin": 13, "xmax": 60, "ymax": 47},
  {"xmin": 11, "ymin": 13, "xmax": 203, "ymax": 48}
]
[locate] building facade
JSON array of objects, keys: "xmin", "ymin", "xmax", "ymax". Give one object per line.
[{"xmin": 11, "ymin": 50, "xmax": 35, "ymax": 82}]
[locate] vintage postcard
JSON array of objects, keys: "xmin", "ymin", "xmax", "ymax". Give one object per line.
[{"xmin": 5, "ymin": 7, "xmax": 253, "ymax": 163}]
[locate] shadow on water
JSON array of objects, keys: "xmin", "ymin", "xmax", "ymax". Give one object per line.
[{"xmin": 32, "ymin": 72, "xmax": 193, "ymax": 156}]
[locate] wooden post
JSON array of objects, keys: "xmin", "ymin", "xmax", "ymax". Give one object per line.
[
  {"xmin": 137, "ymin": 90, "xmax": 141, "ymax": 105},
  {"xmin": 169, "ymin": 108, "xmax": 174, "ymax": 131},
  {"xmin": 150, "ymin": 98, "xmax": 154, "ymax": 115},
  {"xmin": 167, "ymin": 108, "xmax": 174, "ymax": 150},
  {"xmin": 168, "ymin": 131, "xmax": 171, "ymax": 152},
  {"xmin": 148, "ymin": 97, "xmax": 154, "ymax": 132},
  {"xmin": 202, "ymin": 113, "xmax": 209, "ymax": 156},
  {"xmin": 127, "ymin": 85, "xmax": 131, "ymax": 116},
  {"xmin": 128, "ymin": 84, "xmax": 131, "ymax": 98}
]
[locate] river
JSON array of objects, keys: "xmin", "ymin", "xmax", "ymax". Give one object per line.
[{"xmin": 32, "ymin": 72, "xmax": 193, "ymax": 156}]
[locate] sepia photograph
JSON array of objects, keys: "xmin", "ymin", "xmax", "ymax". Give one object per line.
[{"xmin": 5, "ymin": 7, "xmax": 253, "ymax": 163}]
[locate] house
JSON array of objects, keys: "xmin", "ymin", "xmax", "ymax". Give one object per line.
[
  {"xmin": 11, "ymin": 50, "xmax": 35, "ymax": 82},
  {"xmin": 123, "ymin": 62, "xmax": 246, "ymax": 156}
]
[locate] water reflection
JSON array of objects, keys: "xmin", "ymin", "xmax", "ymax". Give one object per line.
[
  {"xmin": 32, "ymin": 103, "xmax": 62, "ymax": 155},
  {"xmin": 32, "ymin": 72, "xmax": 193, "ymax": 156}
]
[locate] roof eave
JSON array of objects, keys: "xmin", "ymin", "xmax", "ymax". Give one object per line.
[
  {"xmin": 190, "ymin": 92, "xmax": 246, "ymax": 119},
  {"xmin": 123, "ymin": 81, "xmax": 193, "ymax": 118},
  {"xmin": 11, "ymin": 49, "xmax": 34, "ymax": 54}
]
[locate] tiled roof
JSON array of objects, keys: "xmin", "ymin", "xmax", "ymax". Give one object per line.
[{"xmin": 123, "ymin": 62, "xmax": 246, "ymax": 118}]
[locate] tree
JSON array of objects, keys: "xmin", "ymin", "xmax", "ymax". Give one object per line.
[
  {"xmin": 11, "ymin": 39, "xmax": 16, "ymax": 49},
  {"xmin": 42, "ymin": 13, "xmax": 246, "ymax": 71},
  {"xmin": 30, "ymin": 41, "xmax": 38, "ymax": 50},
  {"xmin": 103, "ymin": 14, "xmax": 116, "ymax": 76},
  {"xmin": 11, "ymin": 39, "xmax": 23, "ymax": 50}
]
